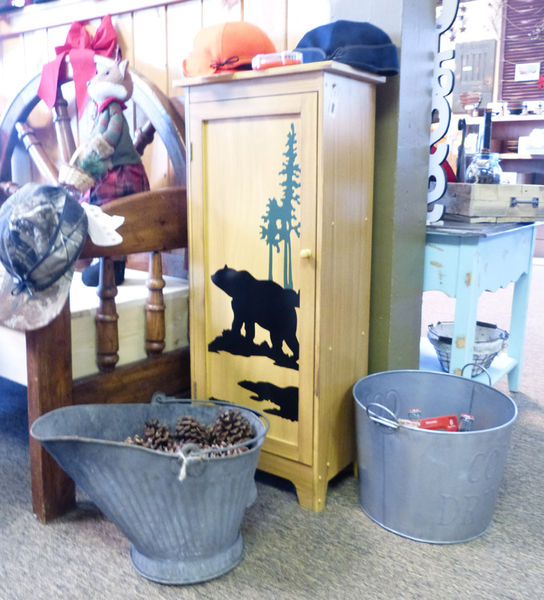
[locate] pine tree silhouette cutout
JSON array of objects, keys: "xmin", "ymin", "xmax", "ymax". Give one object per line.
[
  {"xmin": 260, "ymin": 123, "xmax": 301, "ymax": 289},
  {"xmin": 260, "ymin": 198, "xmax": 281, "ymax": 280}
]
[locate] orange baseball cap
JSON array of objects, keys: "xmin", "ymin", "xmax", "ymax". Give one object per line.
[{"xmin": 183, "ymin": 22, "xmax": 276, "ymax": 77}]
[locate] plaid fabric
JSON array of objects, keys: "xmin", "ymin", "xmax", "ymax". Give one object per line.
[{"xmin": 83, "ymin": 163, "xmax": 150, "ymax": 206}]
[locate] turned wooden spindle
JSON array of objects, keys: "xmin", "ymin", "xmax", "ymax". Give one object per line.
[
  {"xmin": 52, "ymin": 94, "xmax": 76, "ymax": 164},
  {"xmin": 95, "ymin": 257, "xmax": 120, "ymax": 372},
  {"xmin": 145, "ymin": 250, "xmax": 166, "ymax": 356},
  {"xmin": 15, "ymin": 122, "xmax": 59, "ymax": 184}
]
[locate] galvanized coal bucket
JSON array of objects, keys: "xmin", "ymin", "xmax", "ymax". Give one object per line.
[
  {"xmin": 30, "ymin": 393, "xmax": 269, "ymax": 584},
  {"xmin": 353, "ymin": 370, "xmax": 517, "ymax": 544}
]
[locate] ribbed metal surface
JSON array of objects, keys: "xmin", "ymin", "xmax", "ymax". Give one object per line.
[
  {"xmin": 501, "ymin": 0, "xmax": 544, "ymax": 104},
  {"xmin": 353, "ymin": 370, "xmax": 517, "ymax": 544},
  {"xmin": 31, "ymin": 401, "xmax": 267, "ymax": 584}
]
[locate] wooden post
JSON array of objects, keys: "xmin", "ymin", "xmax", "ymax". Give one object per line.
[{"xmin": 26, "ymin": 302, "xmax": 76, "ymax": 522}]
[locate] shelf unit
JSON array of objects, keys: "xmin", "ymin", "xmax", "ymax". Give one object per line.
[
  {"xmin": 492, "ymin": 115, "xmax": 544, "ymax": 178},
  {"xmin": 452, "ymin": 113, "xmax": 544, "ymax": 181}
]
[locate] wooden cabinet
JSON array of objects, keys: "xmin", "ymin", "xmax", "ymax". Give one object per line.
[{"xmin": 183, "ymin": 62, "xmax": 383, "ymax": 511}]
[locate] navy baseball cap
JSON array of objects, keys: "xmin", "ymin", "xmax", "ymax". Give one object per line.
[{"xmin": 295, "ymin": 20, "xmax": 399, "ymax": 76}]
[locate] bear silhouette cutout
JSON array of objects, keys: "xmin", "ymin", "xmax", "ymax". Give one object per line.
[
  {"xmin": 238, "ymin": 380, "xmax": 299, "ymax": 422},
  {"xmin": 209, "ymin": 265, "xmax": 299, "ymax": 367}
]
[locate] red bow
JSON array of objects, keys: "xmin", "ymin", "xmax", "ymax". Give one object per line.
[
  {"xmin": 37, "ymin": 15, "xmax": 118, "ymax": 120},
  {"xmin": 538, "ymin": 75, "xmax": 544, "ymax": 89}
]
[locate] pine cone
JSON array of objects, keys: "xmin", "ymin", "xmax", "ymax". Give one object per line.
[
  {"xmin": 175, "ymin": 415, "xmax": 210, "ymax": 448},
  {"xmin": 124, "ymin": 410, "xmax": 255, "ymax": 456},
  {"xmin": 148, "ymin": 422, "xmax": 172, "ymax": 451},
  {"xmin": 143, "ymin": 418, "xmax": 161, "ymax": 437},
  {"xmin": 207, "ymin": 442, "xmax": 249, "ymax": 458},
  {"xmin": 208, "ymin": 409, "xmax": 254, "ymax": 447},
  {"xmin": 126, "ymin": 419, "xmax": 173, "ymax": 451},
  {"xmin": 125, "ymin": 433, "xmax": 145, "ymax": 446}
]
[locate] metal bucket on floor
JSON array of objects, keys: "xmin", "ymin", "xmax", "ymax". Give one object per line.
[
  {"xmin": 30, "ymin": 394, "xmax": 269, "ymax": 584},
  {"xmin": 353, "ymin": 370, "xmax": 517, "ymax": 544}
]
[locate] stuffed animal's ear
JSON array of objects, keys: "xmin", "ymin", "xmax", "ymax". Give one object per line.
[{"xmin": 118, "ymin": 59, "xmax": 129, "ymax": 78}]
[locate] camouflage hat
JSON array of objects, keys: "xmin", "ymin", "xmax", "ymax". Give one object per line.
[{"xmin": 0, "ymin": 183, "xmax": 88, "ymax": 331}]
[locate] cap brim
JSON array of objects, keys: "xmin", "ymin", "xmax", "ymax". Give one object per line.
[
  {"xmin": 0, "ymin": 264, "xmax": 73, "ymax": 331},
  {"xmin": 183, "ymin": 56, "xmax": 215, "ymax": 77},
  {"xmin": 294, "ymin": 47, "xmax": 327, "ymax": 64}
]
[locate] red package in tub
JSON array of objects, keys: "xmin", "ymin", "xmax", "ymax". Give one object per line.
[{"xmin": 418, "ymin": 414, "xmax": 459, "ymax": 431}]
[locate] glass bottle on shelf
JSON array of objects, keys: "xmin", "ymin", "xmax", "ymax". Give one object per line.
[
  {"xmin": 465, "ymin": 107, "xmax": 503, "ymax": 184},
  {"xmin": 465, "ymin": 152, "xmax": 502, "ymax": 184}
]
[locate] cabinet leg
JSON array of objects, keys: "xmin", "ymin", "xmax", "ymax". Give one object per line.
[
  {"xmin": 257, "ymin": 453, "xmax": 337, "ymax": 512},
  {"xmin": 294, "ymin": 475, "xmax": 329, "ymax": 512}
]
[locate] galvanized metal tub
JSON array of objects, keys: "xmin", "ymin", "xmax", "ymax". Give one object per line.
[
  {"xmin": 353, "ymin": 370, "xmax": 517, "ymax": 544},
  {"xmin": 30, "ymin": 394, "xmax": 269, "ymax": 584}
]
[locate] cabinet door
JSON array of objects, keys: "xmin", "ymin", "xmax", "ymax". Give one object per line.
[{"xmin": 188, "ymin": 92, "xmax": 317, "ymax": 465}]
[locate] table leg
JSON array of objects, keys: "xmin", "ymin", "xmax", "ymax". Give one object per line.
[
  {"xmin": 449, "ymin": 242, "xmax": 480, "ymax": 378},
  {"xmin": 507, "ymin": 269, "xmax": 532, "ymax": 392}
]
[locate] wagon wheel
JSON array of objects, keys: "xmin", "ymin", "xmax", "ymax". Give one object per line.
[
  {"xmin": 0, "ymin": 55, "xmax": 186, "ymax": 188},
  {"xmin": 0, "ymin": 58, "xmax": 189, "ymax": 525},
  {"xmin": 0, "ymin": 54, "xmax": 188, "ymax": 366}
]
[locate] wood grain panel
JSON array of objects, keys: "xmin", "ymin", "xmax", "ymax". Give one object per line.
[
  {"xmin": 110, "ymin": 12, "xmax": 133, "ymax": 63},
  {"xmin": 244, "ymin": 0, "xmax": 288, "ymax": 51},
  {"xmin": 0, "ymin": 0, "xmax": 189, "ymax": 36},
  {"xmin": 133, "ymin": 6, "xmax": 170, "ymax": 188},
  {"xmin": 1, "ymin": 35, "xmax": 27, "ymax": 105},
  {"xmin": 286, "ymin": 0, "xmax": 330, "ymax": 50},
  {"xmin": 202, "ymin": 0, "xmax": 241, "ymax": 26},
  {"xmin": 21, "ymin": 28, "xmax": 48, "ymax": 80},
  {"xmin": 166, "ymin": 0, "xmax": 202, "ymax": 97}
]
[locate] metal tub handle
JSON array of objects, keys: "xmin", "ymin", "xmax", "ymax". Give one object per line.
[
  {"xmin": 365, "ymin": 402, "xmax": 399, "ymax": 431},
  {"xmin": 461, "ymin": 363, "xmax": 492, "ymax": 386}
]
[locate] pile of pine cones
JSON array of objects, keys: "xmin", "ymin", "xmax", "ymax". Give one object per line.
[{"xmin": 125, "ymin": 409, "xmax": 255, "ymax": 457}]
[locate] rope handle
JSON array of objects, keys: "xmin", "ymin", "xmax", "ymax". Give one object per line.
[{"xmin": 176, "ymin": 443, "xmax": 202, "ymax": 482}]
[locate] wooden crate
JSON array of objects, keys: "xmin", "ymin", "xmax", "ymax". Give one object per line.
[{"xmin": 442, "ymin": 182, "xmax": 544, "ymax": 223}]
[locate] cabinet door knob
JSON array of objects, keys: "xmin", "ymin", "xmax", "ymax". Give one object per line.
[{"xmin": 299, "ymin": 248, "xmax": 312, "ymax": 259}]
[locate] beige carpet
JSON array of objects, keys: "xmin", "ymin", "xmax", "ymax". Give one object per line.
[{"xmin": 0, "ymin": 261, "xmax": 542, "ymax": 600}]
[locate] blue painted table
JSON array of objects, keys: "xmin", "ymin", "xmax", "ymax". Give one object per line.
[{"xmin": 420, "ymin": 222, "xmax": 538, "ymax": 391}]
